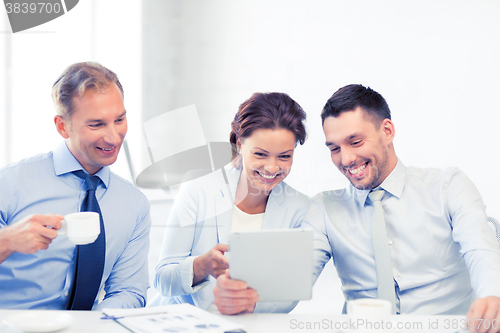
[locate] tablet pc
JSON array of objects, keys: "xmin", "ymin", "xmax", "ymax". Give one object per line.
[{"xmin": 228, "ymin": 228, "xmax": 313, "ymax": 302}]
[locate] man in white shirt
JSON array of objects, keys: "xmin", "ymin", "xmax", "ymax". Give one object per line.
[{"xmin": 213, "ymin": 84, "xmax": 500, "ymax": 333}]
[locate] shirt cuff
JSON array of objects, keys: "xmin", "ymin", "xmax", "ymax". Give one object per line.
[
  {"xmin": 476, "ymin": 285, "xmax": 500, "ymax": 299},
  {"xmin": 180, "ymin": 256, "xmax": 210, "ymax": 294}
]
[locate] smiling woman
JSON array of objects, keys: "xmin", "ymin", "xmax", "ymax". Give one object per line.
[
  {"xmin": 152, "ymin": 92, "xmax": 311, "ymax": 314},
  {"xmin": 238, "ymin": 128, "xmax": 296, "ymax": 207},
  {"xmin": 230, "ymin": 92, "xmax": 307, "ymax": 214}
]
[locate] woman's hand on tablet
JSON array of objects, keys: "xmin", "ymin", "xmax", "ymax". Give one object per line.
[
  {"xmin": 213, "ymin": 270, "xmax": 258, "ymax": 315},
  {"xmin": 193, "ymin": 243, "xmax": 229, "ymax": 285}
]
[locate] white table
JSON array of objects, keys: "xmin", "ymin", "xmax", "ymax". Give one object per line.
[
  {"xmin": 229, "ymin": 314, "xmax": 470, "ymax": 333},
  {"xmin": 0, "ymin": 310, "xmax": 469, "ymax": 333}
]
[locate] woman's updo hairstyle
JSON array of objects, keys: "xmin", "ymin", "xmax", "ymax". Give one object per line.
[{"xmin": 229, "ymin": 92, "xmax": 307, "ymax": 166}]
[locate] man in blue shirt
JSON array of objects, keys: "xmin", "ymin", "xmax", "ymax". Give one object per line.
[
  {"xmin": 0, "ymin": 62, "xmax": 151, "ymax": 310},
  {"xmin": 213, "ymin": 84, "xmax": 500, "ymax": 332}
]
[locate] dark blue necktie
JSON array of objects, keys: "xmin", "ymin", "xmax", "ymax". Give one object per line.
[{"xmin": 67, "ymin": 170, "xmax": 106, "ymax": 310}]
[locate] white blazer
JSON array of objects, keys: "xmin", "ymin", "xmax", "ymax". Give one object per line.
[{"xmin": 151, "ymin": 165, "xmax": 310, "ymax": 312}]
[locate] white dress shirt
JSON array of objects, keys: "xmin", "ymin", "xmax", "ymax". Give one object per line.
[{"xmin": 303, "ymin": 159, "xmax": 500, "ymax": 314}]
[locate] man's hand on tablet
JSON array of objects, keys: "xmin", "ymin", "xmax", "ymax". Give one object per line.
[
  {"xmin": 466, "ymin": 296, "xmax": 500, "ymax": 333},
  {"xmin": 213, "ymin": 270, "xmax": 259, "ymax": 315}
]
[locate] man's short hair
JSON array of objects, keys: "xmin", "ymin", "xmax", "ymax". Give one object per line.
[
  {"xmin": 52, "ymin": 62, "xmax": 124, "ymax": 118},
  {"xmin": 321, "ymin": 84, "xmax": 391, "ymax": 126}
]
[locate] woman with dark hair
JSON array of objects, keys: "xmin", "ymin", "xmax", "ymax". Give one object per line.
[{"xmin": 152, "ymin": 92, "xmax": 310, "ymax": 313}]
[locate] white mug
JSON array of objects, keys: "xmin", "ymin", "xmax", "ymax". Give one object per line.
[
  {"xmin": 347, "ymin": 298, "xmax": 393, "ymax": 332},
  {"xmin": 58, "ymin": 212, "xmax": 100, "ymax": 245}
]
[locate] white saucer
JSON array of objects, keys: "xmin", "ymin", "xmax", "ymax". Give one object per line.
[{"xmin": 3, "ymin": 311, "xmax": 72, "ymax": 332}]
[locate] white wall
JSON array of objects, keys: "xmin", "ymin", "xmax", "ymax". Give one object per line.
[
  {"xmin": 0, "ymin": 0, "xmax": 142, "ymax": 180},
  {"xmin": 2, "ymin": 1, "xmax": 498, "ymax": 214},
  {"xmin": 141, "ymin": 0, "xmax": 500, "ymax": 219},
  {"xmin": 140, "ymin": 1, "xmax": 500, "ymax": 309}
]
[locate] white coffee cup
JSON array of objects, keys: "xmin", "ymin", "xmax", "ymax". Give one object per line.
[
  {"xmin": 347, "ymin": 298, "xmax": 393, "ymax": 332},
  {"xmin": 58, "ymin": 212, "xmax": 100, "ymax": 245}
]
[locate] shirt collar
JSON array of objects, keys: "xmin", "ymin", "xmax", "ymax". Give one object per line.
[
  {"xmin": 379, "ymin": 158, "xmax": 406, "ymax": 199},
  {"xmin": 355, "ymin": 158, "xmax": 406, "ymax": 206},
  {"xmin": 53, "ymin": 141, "xmax": 110, "ymax": 188}
]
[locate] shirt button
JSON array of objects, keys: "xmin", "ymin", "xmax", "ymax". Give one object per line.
[
  {"xmin": 397, "ymin": 273, "xmax": 402, "ymax": 277},
  {"xmin": 388, "ymin": 241, "xmax": 393, "ymax": 245},
  {"xmin": 64, "ymin": 292, "xmax": 69, "ymax": 297}
]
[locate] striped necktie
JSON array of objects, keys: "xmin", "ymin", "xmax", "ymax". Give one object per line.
[{"xmin": 67, "ymin": 170, "xmax": 106, "ymax": 310}]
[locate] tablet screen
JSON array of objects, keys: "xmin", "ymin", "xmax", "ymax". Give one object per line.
[{"xmin": 229, "ymin": 228, "xmax": 313, "ymax": 302}]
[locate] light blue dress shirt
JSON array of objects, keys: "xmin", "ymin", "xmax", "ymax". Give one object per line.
[
  {"xmin": 0, "ymin": 142, "xmax": 151, "ymax": 310},
  {"xmin": 303, "ymin": 160, "xmax": 500, "ymax": 314}
]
